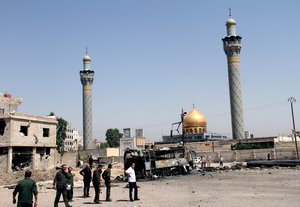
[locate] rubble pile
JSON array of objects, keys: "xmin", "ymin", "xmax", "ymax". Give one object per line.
[
  {"xmin": 110, "ymin": 162, "xmax": 124, "ymax": 178},
  {"xmin": 0, "ymin": 168, "xmax": 57, "ymax": 186}
]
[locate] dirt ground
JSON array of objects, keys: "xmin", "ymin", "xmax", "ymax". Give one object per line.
[{"xmin": 0, "ymin": 164, "xmax": 300, "ymax": 207}]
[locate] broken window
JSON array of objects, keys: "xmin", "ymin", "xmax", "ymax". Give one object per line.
[
  {"xmin": 36, "ymin": 147, "xmax": 46, "ymax": 155},
  {"xmin": 0, "ymin": 120, "xmax": 6, "ymax": 135},
  {"xmin": 46, "ymin": 148, "xmax": 50, "ymax": 155},
  {"xmin": 43, "ymin": 128, "xmax": 49, "ymax": 137},
  {"xmin": 20, "ymin": 126, "xmax": 28, "ymax": 136},
  {"xmin": 0, "ymin": 108, "xmax": 4, "ymax": 114},
  {"xmin": 0, "ymin": 147, "xmax": 8, "ymax": 155}
]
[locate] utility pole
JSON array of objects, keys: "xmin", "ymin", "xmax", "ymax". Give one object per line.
[
  {"xmin": 181, "ymin": 109, "xmax": 187, "ymax": 147},
  {"xmin": 288, "ymin": 97, "xmax": 299, "ymax": 160}
]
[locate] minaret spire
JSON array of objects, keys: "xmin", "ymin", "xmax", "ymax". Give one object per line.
[
  {"xmin": 222, "ymin": 13, "xmax": 245, "ymax": 139},
  {"xmin": 80, "ymin": 50, "xmax": 95, "ymax": 149}
]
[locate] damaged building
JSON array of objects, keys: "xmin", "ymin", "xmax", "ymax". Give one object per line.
[{"xmin": 0, "ymin": 93, "xmax": 57, "ymax": 173}]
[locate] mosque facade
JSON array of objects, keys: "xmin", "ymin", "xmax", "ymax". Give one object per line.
[{"xmin": 162, "ymin": 107, "xmax": 226, "ymax": 143}]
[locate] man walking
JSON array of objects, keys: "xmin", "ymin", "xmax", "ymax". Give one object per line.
[
  {"xmin": 92, "ymin": 165, "xmax": 103, "ymax": 203},
  {"xmin": 125, "ymin": 163, "xmax": 139, "ymax": 202},
  {"xmin": 53, "ymin": 164, "xmax": 72, "ymax": 207},
  {"xmin": 102, "ymin": 164, "xmax": 112, "ymax": 201},
  {"xmin": 80, "ymin": 164, "xmax": 92, "ymax": 197},
  {"xmin": 13, "ymin": 170, "xmax": 38, "ymax": 207}
]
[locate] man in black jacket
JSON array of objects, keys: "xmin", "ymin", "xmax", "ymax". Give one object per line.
[
  {"xmin": 80, "ymin": 163, "xmax": 92, "ymax": 197},
  {"xmin": 53, "ymin": 164, "xmax": 72, "ymax": 207}
]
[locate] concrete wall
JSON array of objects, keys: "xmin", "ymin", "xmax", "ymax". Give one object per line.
[
  {"xmin": 52, "ymin": 151, "xmax": 77, "ymax": 168},
  {"xmin": 195, "ymin": 148, "xmax": 298, "ymax": 163},
  {"xmin": 61, "ymin": 152, "xmax": 77, "ymax": 167},
  {"xmin": 99, "ymin": 156, "xmax": 123, "ymax": 164},
  {"xmin": 77, "ymin": 148, "xmax": 119, "ymax": 161},
  {"xmin": 102, "ymin": 148, "xmax": 119, "ymax": 157},
  {"xmin": 156, "ymin": 141, "xmax": 232, "ymax": 154},
  {"xmin": 78, "ymin": 149, "xmax": 100, "ymax": 162},
  {"xmin": 0, "ymin": 154, "xmax": 7, "ymax": 173}
]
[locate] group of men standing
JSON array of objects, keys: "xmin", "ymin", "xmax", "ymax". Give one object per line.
[
  {"xmin": 73, "ymin": 161, "xmax": 139, "ymax": 204},
  {"xmin": 12, "ymin": 161, "xmax": 139, "ymax": 206},
  {"xmin": 79, "ymin": 163, "xmax": 112, "ymax": 204},
  {"xmin": 53, "ymin": 164, "xmax": 74, "ymax": 207}
]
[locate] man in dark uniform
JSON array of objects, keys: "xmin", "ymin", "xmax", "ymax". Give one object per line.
[
  {"xmin": 102, "ymin": 164, "xmax": 112, "ymax": 201},
  {"xmin": 13, "ymin": 170, "xmax": 38, "ymax": 207},
  {"xmin": 88, "ymin": 155, "xmax": 93, "ymax": 168},
  {"xmin": 92, "ymin": 165, "xmax": 103, "ymax": 203},
  {"xmin": 80, "ymin": 163, "xmax": 92, "ymax": 197},
  {"xmin": 53, "ymin": 164, "xmax": 72, "ymax": 207},
  {"xmin": 66, "ymin": 167, "xmax": 74, "ymax": 202}
]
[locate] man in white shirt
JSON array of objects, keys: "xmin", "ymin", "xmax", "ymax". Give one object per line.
[{"xmin": 125, "ymin": 163, "xmax": 139, "ymax": 202}]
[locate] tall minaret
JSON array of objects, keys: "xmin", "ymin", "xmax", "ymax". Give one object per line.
[
  {"xmin": 80, "ymin": 49, "xmax": 95, "ymax": 149},
  {"xmin": 222, "ymin": 10, "xmax": 245, "ymax": 139}
]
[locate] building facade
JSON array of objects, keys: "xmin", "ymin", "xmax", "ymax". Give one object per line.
[
  {"xmin": 64, "ymin": 124, "xmax": 83, "ymax": 151},
  {"xmin": 0, "ymin": 93, "xmax": 57, "ymax": 172},
  {"xmin": 119, "ymin": 128, "xmax": 146, "ymax": 156}
]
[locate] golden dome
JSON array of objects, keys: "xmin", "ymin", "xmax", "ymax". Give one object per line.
[{"xmin": 183, "ymin": 107, "xmax": 206, "ymax": 128}]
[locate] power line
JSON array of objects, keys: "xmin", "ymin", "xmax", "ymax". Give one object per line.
[
  {"xmin": 207, "ymin": 99, "xmax": 294, "ymax": 120},
  {"xmin": 122, "ymin": 98, "xmax": 299, "ymax": 130}
]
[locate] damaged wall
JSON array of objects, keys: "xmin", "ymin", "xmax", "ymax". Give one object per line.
[
  {"xmin": 32, "ymin": 148, "xmax": 55, "ymax": 170},
  {"xmin": 0, "ymin": 119, "xmax": 10, "ymax": 144},
  {"xmin": 8, "ymin": 114, "xmax": 56, "ymax": 146},
  {"xmin": 0, "ymin": 113, "xmax": 57, "ymax": 148},
  {"xmin": 0, "ymin": 154, "xmax": 7, "ymax": 173},
  {"xmin": 52, "ymin": 151, "xmax": 77, "ymax": 168}
]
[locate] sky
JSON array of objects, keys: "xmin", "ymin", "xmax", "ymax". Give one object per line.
[{"xmin": 0, "ymin": 0, "xmax": 300, "ymax": 141}]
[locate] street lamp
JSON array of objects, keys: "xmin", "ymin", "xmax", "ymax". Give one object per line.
[{"xmin": 288, "ymin": 97, "xmax": 299, "ymax": 160}]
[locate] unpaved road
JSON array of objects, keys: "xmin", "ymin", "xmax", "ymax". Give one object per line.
[{"xmin": 1, "ymin": 168, "xmax": 299, "ymax": 207}]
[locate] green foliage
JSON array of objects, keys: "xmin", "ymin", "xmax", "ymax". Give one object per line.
[
  {"xmin": 100, "ymin": 142, "xmax": 109, "ymax": 149},
  {"xmin": 105, "ymin": 128, "xmax": 123, "ymax": 147},
  {"xmin": 231, "ymin": 142, "xmax": 274, "ymax": 150},
  {"xmin": 49, "ymin": 112, "xmax": 67, "ymax": 155}
]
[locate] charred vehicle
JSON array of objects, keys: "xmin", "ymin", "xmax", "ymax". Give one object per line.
[{"xmin": 124, "ymin": 146, "xmax": 191, "ymax": 179}]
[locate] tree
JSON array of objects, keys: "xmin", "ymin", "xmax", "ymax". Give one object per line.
[
  {"xmin": 100, "ymin": 142, "xmax": 109, "ymax": 149},
  {"xmin": 49, "ymin": 112, "xmax": 67, "ymax": 155},
  {"xmin": 105, "ymin": 128, "xmax": 123, "ymax": 147}
]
